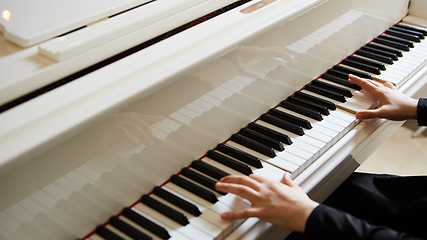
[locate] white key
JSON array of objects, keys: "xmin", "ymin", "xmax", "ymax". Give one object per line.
[
  {"xmin": 276, "ymin": 151, "xmax": 307, "ymax": 170},
  {"xmin": 150, "ymin": 194, "xmax": 223, "ymax": 240},
  {"xmin": 133, "ymin": 203, "xmax": 211, "ymax": 240},
  {"xmin": 225, "ymin": 141, "xmax": 308, "ymax": 176},
  {"xmin": 255, "ymin": 120, "xmax": 331, "ymax": 157},
  {"xmin": 331, "ymin": 108, "xmax": 357, "ymax": 123},
  {"xmin": 88, "ymin": 234, "xmax": 105, "ymax": 240},
  {"xmin": 256, "ymin": 119, "xmax": 332, "ymax": 146},
  {"xmin": 164, "ymin": 183, "xmax": 235, "ymax": 236},
  {"xmin": 201, "ymin": 155, "xmax": 285, "ymax": 182},
  {"xmin": 178, "ymin": 174, "xmax": 248, "ymax": 216},
  {"xmin": 276, "ymin": 107, "xmax": 345, "ymax": 135}
]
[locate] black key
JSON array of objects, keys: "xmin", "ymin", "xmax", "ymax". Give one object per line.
[
  {"xmin": 247, "ymin": 122, "xmax": 293, "ymax": 145},
  {"xmin": 366, "ymin": 43, "xmax": 403, "ymax": 57},
  {"xmin": 141, "ymin": 194, "xmax": 189, "ymax": 226},
  {"xmin": 268, "ymin": 108, "xmax": 312, "ymax": 129},
  {"xmin": 260, "ymin": 114, "xmax": 304, "ymax": 136},
  {"xmin": 287, "ymin": 95, "xmax": 329, "ymax": 115},
  {"xmin": 394, "ymin": 23, "xmax": 427, "ymax": 36},
  {"xmin": 341, "ymin": 59, "xmax": 381, "ymax": 74},
  {"xmin": 110, "ymin": 216, "xmax": 154, "ymax": 240},
  {"xmin": 311, "ymin": 79, "xmax": 352, "ymax": 97},
  {"xmin": 191, "ymin": 160, "xmax": 230, "ymax": 180},
  {"xmin": 373, "ymin": 38, "xmax": 410, "ymax": 51},
  {"xmin": 325, "ymin": 69, "xmax": 349, "ymax": 80},
  {"xmin": 231, "ymin": 134, "xmax": 276, "ymax": 158},
  {"xmin": 333, "ymin": 65, "xmax": 372, "ymax": 80},
  {"xmin": 355, "ymin": 49, "xmax": 394, "ymax": 64},
  {"xmin": 153, "ymin": 186, "xmax": 201, "ymax": 217},
  {"xmin": 96, "ymin": 225, "xmax": 124, "ymax": 240},
  {"xmin": 280, "ymin": 100, "xmax": 323, "ymax": 120},
  {"xmin": 171, "ymin": 175, "xmax": 218, "ymax": 203},
  {"xmin": 294, "ymin": 91, "xmax": 336, "ymax": 110},
  {"xmin": 304, "ymin": 84, "xmax": 346, "ymax": 103},
  {"xmin": 390, "ymin": 26, "xmax": 425, "ymax": 39},
  {"xmin": 216, "ymin": 143, "xmax": 263, "ymax": 168},
  {"xmin": 347, "ymin": 55, "xmax": 386, "ymax": 71},
  {"xmin": 122, "ymin": 207, "xmax": 171, "ymax": 239},
  {"xmin": 181, "ymin": 168, "xmax": 226, "ymax": 195},
  {"xmin": 207, "ymin": 150, "xmax": 253, "ymax": 175},
  {"xmin": 239, "ymin": 128, "xmax": 284, "ymax": 151},
  {"xmin": 386, "ymin": 29, "xmax": 421, "ymax": 42},
  {"xmin": 361, "ymin": 46, "xmax": 399, "ymax": 60},
  {"xmin": 378, "ymin": 34, "xmax": 414, "ymax": 48},
  {"xmin": 122, "ymin": 207, "xmax": 171, "ymax": 240}
]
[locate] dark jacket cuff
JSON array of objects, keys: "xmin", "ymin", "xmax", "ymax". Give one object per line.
[
  {"xmin": 303, "ymin": 204, "xmax": 415, "ymax": 240},
  {"xmin": 417, "ymin": 98, "xmax": 427, "ymax": 126}
]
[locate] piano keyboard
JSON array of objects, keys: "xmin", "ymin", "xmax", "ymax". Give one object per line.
[{"xmin": 82, "ymin": 22, "xmax": 427, "ymax": 240}]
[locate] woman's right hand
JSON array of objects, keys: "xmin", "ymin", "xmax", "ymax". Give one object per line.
[{"xmin": 348, "ymin": 74, "xmax": 418, "ymax": 121}]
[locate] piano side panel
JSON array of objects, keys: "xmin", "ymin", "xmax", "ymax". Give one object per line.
[
  {"xmin": 0, "ymin": 0, "xmax": 414, "ymax": 239},
  {"xmin": 408, "ymin": 0, "xmax": 427, "ymax": 19}
]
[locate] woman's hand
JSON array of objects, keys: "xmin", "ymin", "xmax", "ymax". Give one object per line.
[
  {"xmin": 349, "ymin": 74, "xmax": 418, "ymax": 120},
  {"xmin": 215, "ymin": 173, "xmax": 318, "ymax": 232}
]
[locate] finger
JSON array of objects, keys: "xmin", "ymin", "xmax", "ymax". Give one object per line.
[
  {"xmin": 248, "ymin": 174, "xmax": 270, "ymax": 184},
  {"xmin": 366, "ymin": 79, "xmax": 382, "ymax": 87},
  {"xmin": 280, "ymin": 172, "xmax": 298, "ymax": 188},
  {"xmin": 383, "ymin": 81, "xmax": 397, "ymax": 90},
  {"xmin": 215, "ymin": 182, "xmax": 259, "ymax": 202},
  {"xmin": 348, "ymin": 74, "xmax": 383, "ymax": 95},
  {"xmin": 355, "ymin": 108, "xmax": 384, "ymax": 119},
  {"xmin": 220, "ymin": 208, "xmax": 261, "ymax": 220},
  {"xmin": 218, "ymin": 175, "xmax": 261, "ymax": 191}
]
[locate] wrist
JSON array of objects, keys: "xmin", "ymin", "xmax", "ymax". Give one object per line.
[
  {"xmin": 408, "ymin": 98, "xmax": 419, "ymax": 120},
  {"xmin": 296, "ymin": 201, "xmax": 319, "ymax": 233}
]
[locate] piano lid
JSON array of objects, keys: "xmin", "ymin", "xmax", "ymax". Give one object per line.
[{"xmin": 0, "ymin": 0, "xmax": 153, "ymax": 47}]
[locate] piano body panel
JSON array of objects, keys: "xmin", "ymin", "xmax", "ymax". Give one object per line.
[
  {"xmin": 0, "ymin": 0, "xmax": 155, "ymax": 47},
  {"xmin": 0, "ymin": 0, "xmax": 425, "ymax": 239},
  {"xmin": 408, "ymin": 0, "xmax": 427, "ymax": 20},
  {"xmin": 0, "ymin": 0, "xmax": 250, "ymax": 106}
]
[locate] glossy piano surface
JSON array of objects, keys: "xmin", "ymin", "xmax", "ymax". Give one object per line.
[
  {"xmin": 0, "ymin": 0, "xmax": 153, "ymax": 47},
  {"xmin": 1, "ymin": 0, "xmax": 427, "ymax": 239},
  {"xmin": 0, "ymin": 0, "xmax": 243, "ymax": 106}
]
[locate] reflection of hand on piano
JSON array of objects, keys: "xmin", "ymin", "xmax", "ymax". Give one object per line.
[
  {"xmin": 348, "ymin": 74, "xmax": 419, "ymax": 121},
  {"xmin": 96, "ymin": 112, "xmax": 164, "ymax": 152},
  {"xmin": 224, "ymin": 46, "xmax": 296, "ymax": 75},
  {"xmin": 215, "ymin": 172, "xmax": 319, "ymax": 233}
]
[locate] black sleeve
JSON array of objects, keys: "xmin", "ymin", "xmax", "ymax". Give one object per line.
[
  {"xmin": 303, "ymin": 204, "xmax": 425, "ymax": 240},
  {"xmin": 417, "ymin": 98, "xmax": 427, "ymax": 126}
]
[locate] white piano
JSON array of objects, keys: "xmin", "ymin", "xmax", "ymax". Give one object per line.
[{"xmin": 1, "ymin": 0, "xmax": 427, "ymax": 239}]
